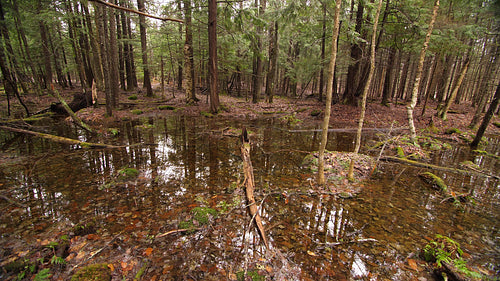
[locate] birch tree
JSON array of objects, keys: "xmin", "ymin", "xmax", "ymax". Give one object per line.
[
  {"xmin": 407, "ymin": 0, "xmax": 439, "ymax": 143},
  {"xmin": 318, "ymin": 0, "xmax": 341, "ymax": 185}
]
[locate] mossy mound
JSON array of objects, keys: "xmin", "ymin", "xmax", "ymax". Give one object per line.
[
  {"xmin": 302, "ymin": 151, "xmax": 374, "ymax": 194},
  {"xmin": 71, "ymin": 263, "xmax": 111, "ymax": 281},
  {"xmin": 118, "ymin": 167, "xmax": 139, "ymax": 180}
]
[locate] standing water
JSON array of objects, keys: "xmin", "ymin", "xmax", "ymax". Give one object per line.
[{"xmin": 0, "ymin": 116, "xmax": 498, "ymax": 280}]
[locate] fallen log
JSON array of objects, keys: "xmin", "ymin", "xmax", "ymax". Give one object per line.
[
  {"xmin": 240, "ymin": 127, "xmax": 269, "ymax": 249},
  {"xmin": 50, "ymin": 86, "xmax": 93, "ymax": 133},
  {"xmin": 380, "ymin": 156, "xmax": 499, "ymax": 180},
  {"xmin": 50, "ymin": 90, "xmax": 94, "ymax": 116},
  {"xmin": 0, "ymin": 125, "xmax": 122, "ymax": 149}
]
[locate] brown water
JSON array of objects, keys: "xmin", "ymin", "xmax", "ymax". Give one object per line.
[{"xmin": 0, "ymin": 116, "xmax": 498, "ymax": 280}]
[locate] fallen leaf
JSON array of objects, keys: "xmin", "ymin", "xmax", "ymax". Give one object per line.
[
  {"xmin": 108, "ymin": 263, "xmax": 115, "ymax": 272},
  {"xmin": 144, "ymin": 247, "xmax": 153, "ymax": 256},
  {"xmin": 121, "ymin": 261, "xmax": 128, "ymax": 270},
  {"xmin": 307, "ymin": 250, "xmax": 318, "ymax": 256},
  {"xmin": 407, "ymin": 259, "xmax": 418, "ymax": 271}
]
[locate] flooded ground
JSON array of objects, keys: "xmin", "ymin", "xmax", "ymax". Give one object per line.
[{"xmin": 0, "ymin": 116, "xmax": 498, "ymax": 280}]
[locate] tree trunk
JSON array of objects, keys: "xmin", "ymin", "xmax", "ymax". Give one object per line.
[
  {"xmin": 252, "ymin": 0, "xmax": 265, "ymax": 103},
  {"xmin": 318, "ymin": 0, "xmax": 341, "ymax": 185},
  {"xmin": 0, "ymin": 0, "xmax": 30, "ymax": 116},
  {"xmin": 137, "ymin": 0, "xmax": 153, "ymax": 97},
  {"xmin": 95, "ymin": 3, "xmax": 112, "ymax": 116},
  {"xmin": 318, "ymin": 2, "xmax": 326, "ymax": 102},
  {"xmin": 438, "ymin": 57, "xmax": 470, "ymax": 120},
  {"xmin": 342, "ymin": 0, "xmax": 365, "ymax": 106},
  {"xmin": 208, "ymin": 0, "xmax": 219, "ymax": 113},
  {"xmin": 348, "ymin": 0, "xmax": 383, "ymax": 180},
  {"xmin": 381, "ymin": 47, "xmax": 395, "ymax": 106},
  {"xmin": 38, "ymin": 1, "xmax": 52, "ymax": 89},
  {"xmin": 108, "ymin": 0, "xmax": 120, "ymax": 108},
  {"xmin": 265, "ymin": 21, "xmax": 278, "ymax": 103},
  {"xmin": 183, "ymin": 0, "xmax": 196, "ymax": 104},
  {"xmin": 470, "ymin": 83, "xmax": 500, "ymax": 150},
  {"xmin": 177, "ymin": 0, "xmax": 183, "ymax": 90},
  {"xmin": 407, "ymin": 0, "xmax": 439, "ymax": 143}
]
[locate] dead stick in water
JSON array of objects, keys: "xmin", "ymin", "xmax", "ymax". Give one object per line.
[{"xmin": 240, "ymin": 127, "xmax": 269, "ymax": 249}]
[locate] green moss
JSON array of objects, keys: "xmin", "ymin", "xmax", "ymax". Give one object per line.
[
  {"xmin": 395, "ymin": 146, "xmax": 405, "ymax": 158},
  {"xmin": 131, "ymin": 109, "xmax": 143, "ymax": 115},
  {"xmin": 421, "ymin": 172, "xmax": 447, "ymax": 192},
  {"xmin": 296, "ymin": 107, "xmax": 307, "ymax": 113},
  {"xmin": 236, "ymin": 270, "xmax": 265, "ymax": 281},
  {"xmin": 310, "ymin": 109, "xmax": 321, "ymax": 116},
  {"xmin": 280, "ymin": 113, "xmax": 302, "ymax": 125},
  {"xmin": 445, "ymin": 128, "xmax": 462, "ymax": 135},
  {"xmin": 191, "ymin": 207, "xmax": 218, "ymax": 225},
  {"xmin": 493, "ymin": 122, "xmax": 500, "ymax": 128},
  {"xmin": 71, "ymin": 263, "xmax": 111, "ymax": 281},
  {"xmin": 118, "ymin": 168, "xmax": 139, "ymax": 180},
  {"xmin": 200, "ymin": 111, "xmax": 214, "ymax": 118},
  {"xmin": 127, "ymin": 94, "xmax": 138, "ymax": 100},
  {"xmin": 158, "ymin": 105, "xmax": 175, "ymax": 110},
  {"xmin": 108, "ymin": 128, "xmax": 119, "ymax": 136}
]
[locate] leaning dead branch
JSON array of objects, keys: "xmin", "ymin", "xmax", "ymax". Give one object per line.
[
  {"xmin": 380, "ymin": 156, "xmax": 499, "ymax": 179},
  {"xmin": 240, "ymin": 127, "xmax": 269, "ymax": 249},
  {"xmin": 50, "ymin": 86, "xmax": 93, "ymax": 133},
  {"xmin": 0, "ymin": 125, "xmax": 122, "ymax": 149}
]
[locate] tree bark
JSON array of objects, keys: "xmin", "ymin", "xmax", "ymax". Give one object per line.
[
  {"xmin": 348, "ymin": 0, "xmax": 383, "ymax": 180},
  {"xmin": 137, "ymin": 0, "xmax": 153, "ymax": 97},
  {"xmin": 108, "ymin": 0, "xmax": 120, "ymax": 108},
  {"xmin": 265, "ymin": 21, "xmax": 278, "ymax": 103},
  {"xmin": 208, "ymin": 0, "xmax": 219, "ymax": 113},
  {"xmin": 318, "ymin": 0, "xmax": 341, "ymax": 185},
  {"xmin": 251, "ymin": 0, "xmax": 265, "ymax": 103},
  {"xmin": 470, "ymin": 82, "xmax": 500, "ymax": 150},
  {"xmin": 438, "ymin": 57, "xmax": 470, "ymax": 120},
  {"xmin": 342, "ymin": 0, "xmax": 365, "ymax": 106},
  {"xmin": 183, "ymin": 0, "xmax": 196, "ymax": 104},
  {"xmin": 407, "ymin": 0, "xmax": 439, "ymax": 143}
]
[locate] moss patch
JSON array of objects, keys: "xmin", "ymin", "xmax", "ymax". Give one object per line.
[
  {"xmin": 158, "ymin": 105, "xmax": 175, "ymax": 110},
  {"xmin": 118, "ymin": 168, "xmax": 139, "ymax": 180},
  {"xmin": 131, "ymin": 109, "xmax": 143, "ymax": 115},
  {"xmin": 71, "ymin": 263, "xmax": 111, "ymax": 281},
  {"xmin": 127, "ymin": 94, "xmax": 138, "ymax": 100},
  {"xmin": 191, "ymin": 207, "xmax": 218, "ymax": 225},
  {"xmin": 419, "ymin": 172, "xmax": 447, "ymax": 192}
]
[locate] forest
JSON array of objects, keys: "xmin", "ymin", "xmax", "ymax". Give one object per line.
[{"xmin": 0, "ymin": 0, "xmax": 499, "ymax": 280}]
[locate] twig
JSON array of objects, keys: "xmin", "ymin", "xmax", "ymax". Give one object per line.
[
  {"xmin": 0, "ymin": 194, "xmax": 27, "ymax": 208},
  {"xmin": 156, "ymin": 228, "xmax": 196, "ymax": 238},
  {"xmin": 69, "ymin": 232, "xmax": 123, "ymax": 273},
  {"xmin": 88, "ymin": 0, "xmax": 183, "ymax": 23},
  {"xmin": 315, "ymin": 238, "xmax": 378, "ymax": 246}
]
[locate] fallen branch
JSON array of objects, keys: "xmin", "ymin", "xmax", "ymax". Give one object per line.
[
  {"xmin": 89, "ymin": 0, "xmax": 183, "ymax": 23},
  {"xmin": 380, "ymin": 156, "xmax": 499, "ymax": 179},
  {"xmin": 0, "ymin": 125, "xmax": 122, "ymax": 149},
  {"xmin": 240, "ymin": 127, "xmax": 269, "ymax": 249},
  {"xmin": 156, "ymin": 228, "xmax": 197, "ymax": 238},
  {"xmin": 316, "ymin": 238, "xmax": 378, "ymax": 246}
]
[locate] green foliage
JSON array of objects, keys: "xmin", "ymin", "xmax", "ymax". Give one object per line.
[
  {"xmin": 108, "ymin": 128, "xmax": 119, "ymax": 136},
  {"xmin": 422, "ymin": 235, "xmax": 482, "ymax": 279},
  {"xmin": 118, "ymin": 168, "xmax": 139, "ymax": 180},
  {"xmin": 279, "ymin": 113, "xmax": 302, "ymax": 125},
  {"xmin": 131, "ymin": 109, "xmax": 143, "ymax": 115},
  {"xmin": 395, "ymin": 146, "xmax": 405, "ymax": 158},
  {"xmin": 191, "ymin": 207, "xmax": 218, "ymax": 225},
  {"xmin": 128, "ymin": 95, "xmax": 138, "ymax": 100},
  {"xmin": 34, "ymin": 268, "xmax": 51, "ymax": 281},
  {"xmin": 50, "ymin": 255, "xmax": 66, "ymax": 265}
]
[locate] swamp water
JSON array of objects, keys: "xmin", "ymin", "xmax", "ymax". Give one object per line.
[{"xmin": 0, "ymin": 116, "xmax": 498, "ymax": 280}]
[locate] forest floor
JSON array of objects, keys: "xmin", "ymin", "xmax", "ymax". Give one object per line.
[{"xmin": 4, "ymin": 84, "xmax": 499, "ymax": 138}]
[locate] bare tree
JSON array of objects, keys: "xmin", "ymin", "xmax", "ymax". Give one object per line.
[
  {"xmin": 318, "ymin": 0, "xmax": 341, "ymax": 185},
  {"xmin": 407, "ymin": 0, "xmax": 439, "ymax": 143}
]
